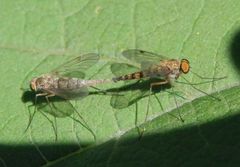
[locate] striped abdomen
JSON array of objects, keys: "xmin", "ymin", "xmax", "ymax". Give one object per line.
[{"xmin": 113, "ymin": 71, "xmax": 144, "ymax": 82}]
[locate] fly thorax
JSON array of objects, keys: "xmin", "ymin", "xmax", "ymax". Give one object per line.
[
  {"xmin": 145, "ymin": 67, "xmax": 161, "ymax": 78},
  {"xmin": 169, "ymin": 69, "xmax": 180, "ymax": 79},
  {"xmin": 35, "ymin": 76, "xmax": 54, "ymax": 90},
  {"xmin": 168, "ymin": 73, "xmax": 176, "ymax": 80},
  {"xmin": 167, "ymin": 69, "xmax": 180, "ymax": 85},
  {"xmin": 35, "ymin": 78, "xmax": 45, "ymax": 90}
]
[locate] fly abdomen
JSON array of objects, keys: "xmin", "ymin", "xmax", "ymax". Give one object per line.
[
  {"xmin": 113, "ymin": 71, "xmax": 144, "ymax": 82},
  {"xmin": 77, "ymin": 79, "xmax": 112, "ymax": 87},
  {"xmin": 57, "ymin": 77, "xmax": 78, "ymax": 89}
]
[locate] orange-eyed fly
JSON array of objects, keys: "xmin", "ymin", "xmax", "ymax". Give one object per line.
[{"xmin": 110, "ymin": 49, "xmax": 226, "ymax": 136}]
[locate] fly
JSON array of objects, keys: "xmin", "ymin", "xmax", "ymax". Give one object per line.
[
  {"xmin": 110, "ymin": 49, "xmax": 226, "ymax": 136},
  {"xmin": 112, "ymin": 51, "xmax": 190, "ymax": 85},
  {"xmin": 27, "ymin": 53, "xmax": 111, "ymax": 141}
]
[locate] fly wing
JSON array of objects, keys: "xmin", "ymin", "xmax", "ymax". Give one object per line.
[
  {"xmin": 111, "ymin": 62, "xmax": 141, "ymax": 85},
  {"xmin": 111, "ymin": 63, "xmax": 140, "ymax": 76},
  {"xmin": 110, "ymin": 62, "xmax": 150, "ymax": 109},
  {"xmin": 110, "ymin": 83, "xmax": 150, "ymax": 109},
  {"xmin": 55, "ymin": 87, "xmax": 89, "ymax": 100},
  {"xmin": 37, "ymin": 98, "xmax": 76, "ymax": 118},
  {"xmin": 110, "ymin": 51, "xmax": 163, "ymax": 109},
  {"xmin": 122, "ymin": 49, "xmax": 168, "ymax": 70},
  {"xmin": 51, "ymin": 53, "xmax": 99, "ymax": 78},
  {"xmin": 109, "ymin": 50, "xmax": 169, "ymax": 109},
  {"xmin": 44, "ymin": 86, "xmax": 89, "ymax": 100}
]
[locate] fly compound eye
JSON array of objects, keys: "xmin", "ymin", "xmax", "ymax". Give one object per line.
[{"xmin": 180, "ymin": 59, "xmax": 190, "ymax": 74}]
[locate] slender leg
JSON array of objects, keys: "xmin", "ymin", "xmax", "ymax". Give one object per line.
[
  {"xmin": 71, "ymin": 106, "xmax": 96, "ymax": 142},
  {"xmin": 39, "ymin": 111, "xmax": 58, "ymax": 141},
  {"xmin": 44, "ymin": 93, "xmax": 59, "ymax": 141},
  {"xmin": 134, "ymin": 102, "xmax": 142, "ymax": 139},
  {"xmin": 146, "ymin": 80, "xmax": 168, "ymax": 122},
  {"xmin": 138, "ymin": 80, "xmax": 168, "ymax": 139},
  {"xmin": 25, "ymin": 93, "xmax": 48, "ymax": 133},
  {"xmin": 90, "ymin": 86, "xmax": 104, "ymax": 92},
  {"xmin": 171, "ymin": 87, "xmax": 184, "ymax": 122},
  {"xmin": 45, "ymin": 93, "xmax": 55, "ymax": 104},
  {"xmin": 154, "ymin": 83, "xmax": 185, "ymax": 122},
  {"xmin": 24, "ymin": 104, "xmax": 36, "ymax": 133},
  {"xmin": 44, "ymin": 93, "xmax": 55, "ymax": 116},
  {"xmin": 155, "ymin": 87, "xmax": 186, "ymax": 122},
  {"xmin": 54, "ymin": 117, "xmax": 58, "ymax": 141},
  {"xmin": 26, "ymin": 92, "xmax": 59, "ymax": 141},
  {"xmin": 90, "ymin": 86, "xmax": 119, "ymax": 96}
]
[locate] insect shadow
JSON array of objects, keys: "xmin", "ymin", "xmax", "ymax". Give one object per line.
[
  {"xmin": 101, "ymin": 77, "xmax": 185, "ymax": 139},
  {"xmin": 104, "ymin": 49, "xmax": 226, "ymax": 139},
  {"xmin": 106, "ymin": 78, "xmax": 173, "ymax": 109},
  {"xmin": 21, "ymin": 88, "xmax": 109, "ymax": 141},
  {"xmin": 21, "ymin": 53, "xmax": 109, "ymax": 142}
]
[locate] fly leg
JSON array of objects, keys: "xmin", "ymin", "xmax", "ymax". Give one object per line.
[
  {"xmin": 151, "ymin": 83, "xmax": 185, "ymax": 122},
  {"xmin": 90, "ymin": 86, "xmax": 109, "ymax": 95},
  {"xmin": 39, "ymin": 110, "xmax": 58, "ymax": 141},
  {"xmin": 69, "ymin": 108, "xmax": 97, "ymax": 142},
  {"xmin": 147, "ymin": 80, "xmax": 168, "ymax": 122},
  {"xmin": 25, "ymin": 93, "xmax": 48, "ymax": 133},
  {"xmin": 26, "ymin": 92, "xmax": 58, "ymax": 141},
  {"xmin": 90, "ymin": 86, "xmax": 119, "ymax": 96},
  {"xmin": 44, "ymin": 93, "xmax": 58, "ymax": 141},
  {"xmin": 171, "ymin": 87, "xmax": 184, "ymax": 122},
  {"xmin": 138, "ymin": 80, "xmax": 168, "ymax": 139},
  {"xmin": 161, "ymin": 88, "xmax": 187, "ymax": 122}
]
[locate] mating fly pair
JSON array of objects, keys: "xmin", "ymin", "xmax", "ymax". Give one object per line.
[{"xmin": 27, "ymin": 49, "xmax": 225, "ymax": 139}]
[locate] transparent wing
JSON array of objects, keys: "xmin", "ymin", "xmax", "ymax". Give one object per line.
[
  {"xmin": 110, "ymin": 85, "xmax": 149, "ymax": 109},
  {"xmin": 110, "ymin": 78, "xmax": 169, "ymax": 109},
  {"xmin": 37, "ymin": 98, "xmax": 75, "ymax": 118},
  {"xmin": 111, "ymin": 63, "xmax": 140, "ymax": 76},
  {"xmin": 44, "ymin": 86, "xmax": 89, "ymax": 100},
  {"xmin": 111, "ymin": 62, "xmax": 141, "ymax": 85},
  {"xmin": 51, "ymin": 53, "xmax": 99, "ymax": 78},
  {"xmin": 110, "ymin": 62, "xmax": 151, "ymax": 109},
  {"xmin": 122, "ymin": 49, "xmax": 168, "ymax": 70}
]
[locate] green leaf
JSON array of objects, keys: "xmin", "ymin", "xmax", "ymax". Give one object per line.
[{"xmin": 0, "ymin": 1, "xmax": 240, "ymax": 167}]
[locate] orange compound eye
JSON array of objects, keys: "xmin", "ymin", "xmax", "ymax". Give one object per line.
[{"xmin": 180, "ymin": 59, "xmax": 190, "ymax": 74}]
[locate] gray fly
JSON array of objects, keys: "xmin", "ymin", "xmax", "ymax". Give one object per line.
[{"xmin": 27, "ymin": 53, "xmax": 111, "ymax": 140}]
